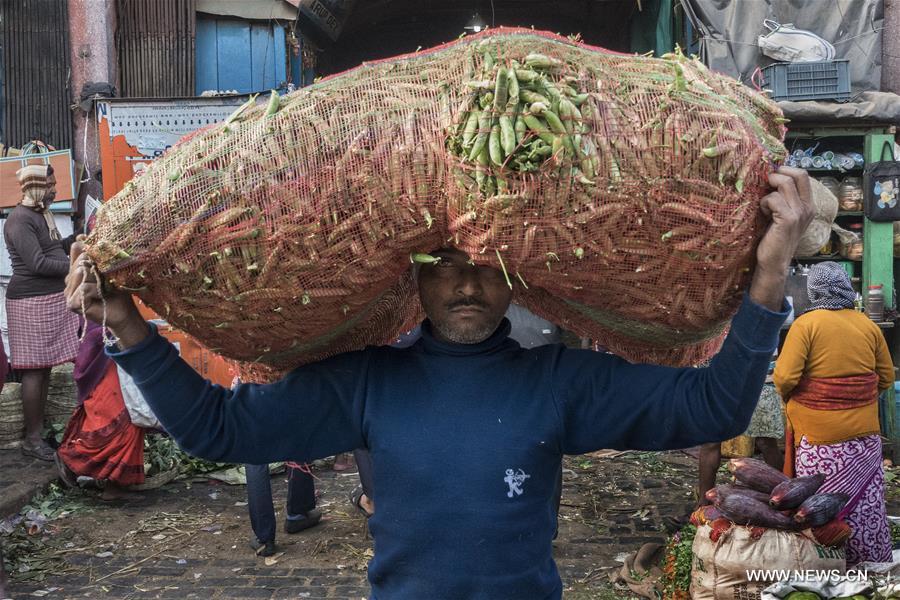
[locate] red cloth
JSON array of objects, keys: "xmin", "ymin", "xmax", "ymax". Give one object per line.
[
  {"xmin": 58, "ymin": 363, "xmax": 145, "ymax": 486},
  {"xmin": 783, "ymin": 372, "xmax": 879, "ymax": 477},
  {"xmin": 788, "ymin": 372, "xmax": 880, "ymax": 410},
  {"xmin": 6, "ymin": 292, "xmax": 80, "ymax": 369}
]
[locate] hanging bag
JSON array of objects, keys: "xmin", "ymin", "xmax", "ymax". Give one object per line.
[
  {"xmin": 757, "ymin": 20, "xmax": 836, "ymax": 63},
  {"xmin": 863, "ymin": 141, "xmax": 900, "ymax": 222},
  {"xmin": 0, "ymin": 140, "xmax": 77, "ymax": 208}
]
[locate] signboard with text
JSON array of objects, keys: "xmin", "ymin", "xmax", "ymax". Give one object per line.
[{"xmin": 95, "ymin": 96, "xmax": 248, "ymax": 200}]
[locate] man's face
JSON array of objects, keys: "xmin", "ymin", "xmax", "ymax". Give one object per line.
[
  {"xmin": 417, "ymin": 247, "xmax": 513, "ymax": 344},
  {"xmin": 44, "ymin": 174, "xmax": 57, "ymax": 203}
]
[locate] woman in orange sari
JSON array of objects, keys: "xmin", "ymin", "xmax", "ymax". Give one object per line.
[
  {"xmin": 774, "ymin": 262, "xmax": 894, "ymax": 565},
  {"xmin": 55, "ymin": 321, "xmax": 147, "ymax": 492}
]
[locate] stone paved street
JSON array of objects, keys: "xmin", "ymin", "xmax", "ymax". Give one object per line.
[{"xmin": 2, "ymin": 450, "xmax": 701, "ymax": 599}]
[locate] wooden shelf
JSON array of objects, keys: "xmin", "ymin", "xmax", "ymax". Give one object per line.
[
  {"xmin": 797, "ymin": 256, "xmax": 861, "ymax": 263},
  {"xmin": 806, "ymin": 167, "xmax": 863, "ymax": 173}
]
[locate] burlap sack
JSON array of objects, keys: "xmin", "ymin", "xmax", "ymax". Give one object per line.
[{"xmin": 691, "ymin": 523, "xmax": 846, "ymax": 600}]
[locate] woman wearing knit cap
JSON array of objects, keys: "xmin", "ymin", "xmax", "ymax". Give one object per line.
[
  {"xmin": 774, "ymin": 261, "xmax": 895, "ymax": 564},
  {"xmin": 4, "ymin": 164, "xmax": 81, "ymax": 460}
]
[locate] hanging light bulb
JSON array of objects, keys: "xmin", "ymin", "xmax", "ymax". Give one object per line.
[{"xmin": 464, "ymin": 11, "xmax": 488, "ymax": 33}]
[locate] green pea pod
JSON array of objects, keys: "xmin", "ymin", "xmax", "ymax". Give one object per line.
[
  {"xmin": 529, "ymin": 142, "xmax": 552, "ymax": 158},
  {"xmin": 514, "ymin": 115, "xmax": 527, "ymax": 144},
  {"xmin": 489, "ymin": 124, "xmax": 504, "ymax": 167},
  {"xmin": 493, "ymin": 68, "xmax": 509, "ymax": 113},
  {"xmin": 410, "ymin": 253, "xmax": 440, "ymax": 264},
  {"xmin": 672, "ymin": 62, "xmax": 687, "ymax": 92},
  {"xmin": 566, "ymin": 98, "xmax": 583, "ymax": 127},
  {"xmin": 522, "ymin": 114, "xmax": 556, "ymax": 146},
  {"xmin": 551, "ymin": 135, "xmax": 565, "ymax": 158},
  {"xmin": 524, "ymin": 53, "xmax": 561, "ymax": 69},
  {"xmin": 569, "ymin": 92, "xmax": 590, "ymax": 106},
  {"xmin": 520, "ymin": 89, "xmax": 551, "ymax": 106},
  {"xmin": 484, "ymin": 174, "xmax": 496, "ymax": 196},
  {"xmin": 539, "ymin": 79, "xmax": 563, "ymax": 104},
  {"xmin": 468, "ymin": 110, "xmax": 493, "ymax": 161},
  {"xmin": 537, "ymin": 105, "xmax": 568, "ymax": 137},
  {"xmin": 506, "ymin": 69, "xmax": 519, "ymax": 108},
  {"xmin": 462, "ymin": 109, "xmax": 481, "ymax": 148},
  {"xmin": 499, "ymin": 115, "xmax": 516, "ymax": 156},
  {"xmin": 572, "ymin": 134, "xmax": 585, "ymax": 159},
  {"xmin": 537, "ymin": 106, "xmax": 575, "ymax": 155},
  {"xmin": 557, "ymin": 99, "xmax": 575, "ymax": 135},
  {"xmin": 265, "ymin": 90, "xmax": 280, "ymax": 117},
  {"xmin": 514, "ymin": 68, "xmax": 539, "ymax": 82},
  {"xmin": 580, "ymin": 156, "xmax": 595, "ymax": 179},
  {"xmin": 479, "ymin": 92, "xmax": 494, "ymax": 110},
  {"xmin": 475, "ymin": 146, "xmax": 489, "ymax": 188}
]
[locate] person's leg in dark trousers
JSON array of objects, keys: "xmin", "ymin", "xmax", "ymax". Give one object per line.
[
  {"xmin": 284, "ymin": 465, "xmax": 322, "ymax": 533},
  {"xmin": 245, "ymin": 464, "xmax": 277, "ymax": 555},
  {"xmin": 354, "ymin": 448, "xmax": 374, "ymax": 499},
  {"xmin": 553, "ymin": 463, "xmax": 562, "ymax": 540},
  {"xmin": 350, "ymin": 448, "xmax": 375, "ymax": 517},
  {"xmin": 285, "ymin": 465, "xmax": 316, "ymax": 515}
]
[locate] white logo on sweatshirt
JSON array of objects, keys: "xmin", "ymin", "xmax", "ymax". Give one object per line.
[{"xmin": 504, "ymin": 468, "xmax": 531, "ymax": 498}]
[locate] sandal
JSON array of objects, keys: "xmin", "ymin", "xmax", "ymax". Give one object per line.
[
  {"xmin": 284, "ymin": 508, "xmax": 323, "ymax": 534},
  {"xmin": 250, "ymin": 537, "xmax": 277, "ymax": 557},
  {"xmin": 21, "ymin": 439, "xmax": 55, "ymax": 462},
  {"xmin": 348, "ymin": 485, "xmax": 373, "ymax": 519}
]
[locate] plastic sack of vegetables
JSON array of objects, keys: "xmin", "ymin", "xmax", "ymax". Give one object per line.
[{"xmin": 84, "ymin": 27, "xmax": 787, "ymax": 373}]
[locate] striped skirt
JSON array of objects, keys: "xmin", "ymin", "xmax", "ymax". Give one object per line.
[
  {"xmin": 6, "ymin": 292, "xmax": 80, "ymax": 369},
  {"xmin": 796, "ymin": 434, "xmax": 893, "ymax": 565}
]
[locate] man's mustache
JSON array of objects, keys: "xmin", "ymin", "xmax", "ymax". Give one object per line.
[{"xmin": 447, "ymin": 298, "xmax": 488, "ymax": 310}]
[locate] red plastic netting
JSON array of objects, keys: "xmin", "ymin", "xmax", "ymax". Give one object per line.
[{"xmin": 85, "ymin": 28, "xmax": 786, "ymax": 374}]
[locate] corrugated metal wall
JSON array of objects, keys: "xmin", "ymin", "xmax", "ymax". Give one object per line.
[
  {"xmin": 0, "ymin": 0, "xmax": 73, "ymax": 150},
  {"xmin": 116, "ymin": 0, "xmax": 196, "ymax": 97}
]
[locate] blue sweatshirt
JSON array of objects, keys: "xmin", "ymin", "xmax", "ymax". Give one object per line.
[{"xmin": 109, "ymin": 294, "xmax": 787, "ymax": 599}]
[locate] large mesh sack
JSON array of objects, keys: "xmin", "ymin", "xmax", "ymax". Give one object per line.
[{"xmin": 85, "ymin": 28, "xmax": 787, "ymax": 372}]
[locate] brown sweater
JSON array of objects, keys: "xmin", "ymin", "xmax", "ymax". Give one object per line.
[{"xmin": 4, "ymin": 205, "xmax": 75, "ymax": 299}]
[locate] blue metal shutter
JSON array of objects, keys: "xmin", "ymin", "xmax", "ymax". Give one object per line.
[{"xmin": 195, "ymin": 16, "xmax": 288, "ymax": 95}]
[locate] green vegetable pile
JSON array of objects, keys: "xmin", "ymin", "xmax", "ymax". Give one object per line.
[
  {"xmin": 661, "ymin": 524, "xmax": 696, "ymax": 600},
  {"xmin": 447, "ymin": 50, "xmax": 596, "ymax": 195},
  {"xmin": 144, "ymin": 433, "xmax": 229, "ymax": 477}
]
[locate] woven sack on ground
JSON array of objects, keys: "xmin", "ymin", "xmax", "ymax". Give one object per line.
[
  {"xmin": 0, "ymin": 382, "xmax": 24, "ymax": 448},
  {"xmin": 85, "ymin": 28, "xmax": 787, "ymax": 374},
  {"xmin": 691, "ymin": 523, "xmax": 845, "ymax": 599},
  {"xmin": 45, "ymin": 363, "xmax": 77, "ymax": 423}
]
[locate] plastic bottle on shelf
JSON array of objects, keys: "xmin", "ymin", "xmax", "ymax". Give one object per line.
[
  {"xmin": 839, "ymin": 177, "xmax": 864, "ymax": 212},
  {"xmin": 865, "ymin": 285, "xmax": 884, "ymax": 322},
  {"xmin": 848, "ymin": 152, "xmax": 865, "ymax": 168}
]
